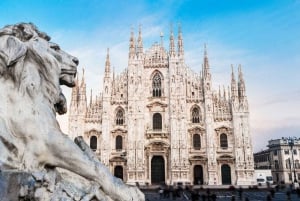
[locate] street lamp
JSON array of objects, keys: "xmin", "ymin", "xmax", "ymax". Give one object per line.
[{"xmin": 283, "ymin": 137, "xmax": 297, "ymax": 183}]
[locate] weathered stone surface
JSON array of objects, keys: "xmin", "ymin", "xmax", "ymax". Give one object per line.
[{"xmin": 0, "ymin": 169, "xmax": 114, "ymax": 201}]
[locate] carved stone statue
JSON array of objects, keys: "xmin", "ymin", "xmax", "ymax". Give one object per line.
[{"xmin": 0, "ymin": 23, "xmax": 144, "ymax": 201}]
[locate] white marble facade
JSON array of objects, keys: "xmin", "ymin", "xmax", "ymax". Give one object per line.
[{"xmin": 68, "ymin": 25, "xmax": 255, "ymax": 186}]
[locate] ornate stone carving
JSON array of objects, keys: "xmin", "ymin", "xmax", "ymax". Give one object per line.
[{"xmin": 0, "ymin": 23, "xmax": 144, "ymax": 201}]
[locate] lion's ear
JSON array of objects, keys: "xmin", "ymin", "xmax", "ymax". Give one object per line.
[{"xmin": 0, "ymin": 36, "xmax": 27, "ymax": 67}]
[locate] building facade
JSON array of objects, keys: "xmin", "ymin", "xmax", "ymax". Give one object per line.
[
  {"xmin": 254, "ymin": 138, "xmax": 300, "ymax": 184},
  {"xmin": 254, "ymin": 149, "xmax": 271, "ymax": 170},
  {"xmin": 68, "ymin": 26, "xmax": 255, "ymax": 186}
]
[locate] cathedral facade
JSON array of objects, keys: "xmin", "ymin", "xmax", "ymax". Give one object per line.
[{"xmin": 68, "ymin": 26, "xmax": 255, "ymax": 186}]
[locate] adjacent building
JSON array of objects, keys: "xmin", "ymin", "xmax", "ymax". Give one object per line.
[
  {"xmin": 68, "ymin": 25, "xmax": 255, "ymax": 186},
  {"xmin": 254, "ymin": 138, "xmax": 300, "ymax": 184}
]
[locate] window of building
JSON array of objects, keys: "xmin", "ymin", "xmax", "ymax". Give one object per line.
[
  {"xmin": 116, "ymin": 108, "xmax": 124, "ymax": 125},
  {"xmin": 284, "ymin": 149, "xmax": 289, "ymax": 155},
  {"xmin": 286, "ymin": 158, "xmax": 291, "ymax": 169},
  {"xmin": 289, "ymin": 173, "xmax": 292, "ymax": 181},
  {"xmin": 116, "ymin": 135, "xmax": 123, "ymax": 151},
  {"xmin": 273, "ymin": 150, "xmax": 277, "ymax": 156},
  {"xmin": 220, "ymin": 134, "xmax": 228, "ymax": 148},
  {"xmin": 293, "ymin": 149, "xmax": 297, "ymax": 155},
  {"xmin": 152, "ymin": 73, "xmax": 162, "ymax": 97},
  {"xmin": 192, "ymin": 107, "xmax": 200, "ymax": 123},
  {"xmin": 153, "ymin": 113, "xmax": 162, "ymax": 130},
  {"xmin": 90, "ymin": 136, "xmax": 97, "ymax": 151},
  {"xmin": 295, "ymin": 160, "xmax": 300, "ymax": 169},
  {"xmin": 274, "ymin": 160, "xmax": 279, "ymax": 169},
  {"xmin": 193, "ymin": 134, "xmax": 201, "ymax": 150}
]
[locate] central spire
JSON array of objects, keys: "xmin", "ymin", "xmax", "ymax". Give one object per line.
[{"xmin": 203, "ymin": 44, "xmax": 210, "ymax": 78}]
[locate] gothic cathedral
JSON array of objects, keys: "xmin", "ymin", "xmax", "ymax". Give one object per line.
[{"xmin": 68, "ymin": 25, "xmax": 255, "ymax": 186}]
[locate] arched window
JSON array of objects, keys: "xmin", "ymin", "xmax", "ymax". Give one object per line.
[
  {"xmin": 193, "ymin": 134, "xmax": 201, "ymax": 150},
  {"xmin": 90, "ymin": 136, "xmax": 97, "ymax": 151},
  {"xmin": 192, "ymin": 107, "xmax": 201, "ymax": 123},
  {"xmin": 220, "ymin": 134, "xmax": 228, "ymax": 148},
  {"xmin": 116, "ymin": 135, "xmax": 123, "ymax": 150},
  {"xmin": 153, "ymin": 113, "xmax": 162, "ymax": 130},
  {"xmin": 152, "ymin": 73, "xmax": 162, "ymax": 97},
  {"xmin": 116, "ymin": 108, "xmax": 124, "ymax": 125}
]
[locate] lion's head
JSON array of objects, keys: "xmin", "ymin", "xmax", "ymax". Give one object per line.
[{"xmin": 0, "ymin": 23, "xmax": 78, "ymax": 114}]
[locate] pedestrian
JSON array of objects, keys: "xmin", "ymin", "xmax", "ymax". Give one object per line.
[
  {"xmin": 286, "ymin": 191, "xmax": 291, "ymax": 201},
  {"xmin": 211, "ymin": 193, "xmax": 216, "ymax": 201},
  {"xmin": 238, "ymin": 186, "xmax": 243, "ymax": 199},
  {"xmin": 266, "ymin": 194, "xmax": 272, "ymax": 201},
  {"xmin": 159, "ymin": 188, "xmax": 164, "ymax": 199},
  {"xmin": 201, "ymin": 194, "xmax": 206, "ymax": 201},
  {"xmin": 245, "ymin": 197, "xmax": 249, "ymax": 201},
  {"xmin": 231, "ymin": 195, "xmax": 235, "ymax": 201},
  {"xmin": 270, "ymin": 188, "xmax": 275, "ymax": 198}
]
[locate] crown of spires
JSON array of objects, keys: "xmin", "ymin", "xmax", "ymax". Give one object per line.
[
  {"xmin": 177, "ymin": 23, "xmax": 184, "ymax": 57},
  {"xmin": 105, "ymin": 48, "xmax": 110, "ymax": 76},
  {"xmin": 169, "ymin": 23, "xmax": 176, "ymax": 56}
]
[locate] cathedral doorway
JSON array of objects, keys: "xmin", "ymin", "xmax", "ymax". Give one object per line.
[
  {"xmin": 114, "ymin": 166, "xmax": 123, "ymax": 180},
  {"xmin": 151, "ymin": 156, "xmax": 165, "ymax": 184},
  {"xmin": 193, "ymin": 165, "xmax": 203, "ymax": 185},
  {"xmin": 221, "ymin": 164, "xmax": 231, "ymax": 185}
]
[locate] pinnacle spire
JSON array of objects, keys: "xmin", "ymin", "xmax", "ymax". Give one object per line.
[
  {"xmin": 80, "ymin": 68, "xmax": 85, "ymax": 87},
  {"xmin": 90, "ymin": 89, "xmax": 93, "ymax": 107},
  {"xmin": 137, "ymin": 24, "xmax": 143, "ymax": 56},
  {"xmin": 238, "ymin": 64, "xmax": 246, "ymax": 97},
  {"xmin": 231, "ymin": 64, "xmax": 238, "ymax": 98},
  {"xmin": 169, "ymin": 23, "xmax": 175, "ymax": 57},
  {"xmin": 129, "ymin": 27, "xmax": 136, "ymax": 58},
  {"xmin": 160, "ymin": 31, "xmax": 164, "ymax": 47},
  {"xmin": 177, "ymin": 22, "xmax": 184, "ymax": 57},
  {"xmin": 105, "ymin": 48, "xmax": 110, "ymax": 77}
]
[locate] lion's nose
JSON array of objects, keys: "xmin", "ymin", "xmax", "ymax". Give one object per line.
[{"xmin": 72, "ymin": 57, "xmax": 79, "ymax": 66}]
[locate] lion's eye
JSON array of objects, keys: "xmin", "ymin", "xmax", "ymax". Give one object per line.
[{"xmin": 50, "ymin": 43, "xmax": 60, "ymax": 51}]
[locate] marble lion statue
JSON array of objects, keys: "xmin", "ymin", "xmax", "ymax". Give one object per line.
[{"xmin": 0, "ymin": 23, "xmax": 144, "ymax": 201}]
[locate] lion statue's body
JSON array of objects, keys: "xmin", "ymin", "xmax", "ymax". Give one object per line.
[{"xmin": 0, "ymin": 23, "xmax": 144, "ymax": 201}]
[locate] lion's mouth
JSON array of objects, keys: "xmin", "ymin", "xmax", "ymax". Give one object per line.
[{"xmin": 60, "ymin": 68, "xmax": 77, "ymax": 87}]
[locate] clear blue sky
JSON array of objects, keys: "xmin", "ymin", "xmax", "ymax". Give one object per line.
[{"xmin": 1, "ymin": 0, "xmax": 299, "ymax": 151}]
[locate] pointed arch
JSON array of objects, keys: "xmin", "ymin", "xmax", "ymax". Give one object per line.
[
  {"xmin": 191, "ymin": 105, "xmax": 201, "ymax": 123},
  {"xmin": 151, "ymin": 71, "xmax": 163, "ymax": 97},
  {"xmin": 115, "ymin": 107, "xmax": 125, "ymax": 125}
]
